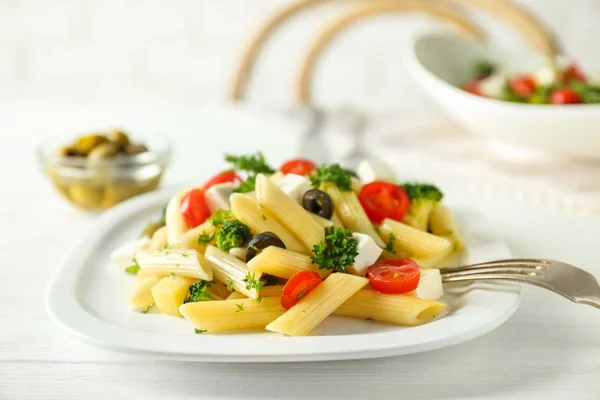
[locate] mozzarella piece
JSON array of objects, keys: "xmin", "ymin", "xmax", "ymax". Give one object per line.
[
  {"xmin": 347, "ymin": 233, "xmax": 383, "ymax": 276},
  {"xmin": 478, "ymin": 71, "xmax": 509, "ymax": 98},
  {"xmin": 204, "ymin": 182, "xmax": 235, "ymax": 213},
  {"xmin": 587, "ymin": 71, "xmax": 600, "ymax": 86},
  {"xmin": 111, "ymin": 238, "xmax": 150, "ymax": 273},
  {"xmin": 533, "ymin": 63, "xmax": 558, "ymax": 87},
  {"xmin": 356, "ymin": 159, "xmax": 396, "ymax": 184},
  {"xmin": 276, "ymin": 173, "xmax": 313, "ymax": 204},
  {"xmin": 414, "ymin": 269, "xmax": 444, "ymax": 300}
]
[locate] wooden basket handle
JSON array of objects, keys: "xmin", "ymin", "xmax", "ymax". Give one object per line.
[{"xmin": 295, "ymin": 1, "xmax": 486, "ymax": 105}]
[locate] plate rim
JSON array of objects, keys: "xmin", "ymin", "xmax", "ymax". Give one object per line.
[{"xmin": 46, "ymin": 187, "xmax": 521, "ymax": 362}]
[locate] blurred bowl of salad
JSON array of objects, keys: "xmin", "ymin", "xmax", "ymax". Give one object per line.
[
  {"xmin": 405, "ymin": 32, "xmax": 600, "ymax": 158},
  {"xmin": 37, "ymin": 129, "xmax": 171, "ymax": 210}
]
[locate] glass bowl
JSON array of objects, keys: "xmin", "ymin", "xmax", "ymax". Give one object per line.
[{"xmin": 36, "ymin": 135, "xmax": 171, "ymax": 210}]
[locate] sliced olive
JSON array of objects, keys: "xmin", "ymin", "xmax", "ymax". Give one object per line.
[
  {"xmin": 302, "ymin": 189, "xmax": 334, "ymax": 219},
  {"xmin": 107, "ymin": 129, "xmax": 131, "ymax": 148},
  {"xmin": 125, "ymin": 143, "xmax": 149, "ymax": 155},
  {"xmin": 73, "ymin": 134, "xmax": 108, "ymax": 155},
  {"xmin": 246, "ymin": 232, "xmax": 286, "ymax": 262}
]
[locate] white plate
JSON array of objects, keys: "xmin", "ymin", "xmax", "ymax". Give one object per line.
[{"xmin": 46, "ymin": 188, "xmax": 520, "ymax": 362}]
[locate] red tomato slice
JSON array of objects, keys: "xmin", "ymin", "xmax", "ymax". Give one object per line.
[
  {"xmin": 562, "ymin": 62, "xmax": 586, "ymax": 83},
  {"xmin": 550, "ymin": 88, "xmax": 581, "ymax": 104},
  {"xmin": 463, "ymin": 80, "xmax": 482, "ymax": 96},
  {"xmin": 281, "ymin": 271, "xmax": 323, "ymax": 309},
  {"xmin": 358, "ymin": 181, "xmax": 410, "ymax": 224},
  {"xmin": 180, "ymin": 189, "xmax": 211, "ymax": 228},
  {"xmin": 203, "ymin": 170, "xmax": 243, "ymax": 190},
  {"xmin": 510, "ymin": 75, "xmax": 536, "ymax": 98},
  {"xmin": 367, "ymin": 259, "xmax": 421, "ymax": 294},
  {"xmin": 280, "ymin": 158, "xmax": 317, "ymax": 176}
]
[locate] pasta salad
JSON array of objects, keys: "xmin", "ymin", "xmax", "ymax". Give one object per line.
[{"xmin": 112, "ymin": 154, "xmax": 465, "ymax": 336}]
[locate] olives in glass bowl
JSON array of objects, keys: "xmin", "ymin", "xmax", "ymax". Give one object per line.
[{"xmin": 37, "ymin": 129, "xmax": 171, "ymax": 210}]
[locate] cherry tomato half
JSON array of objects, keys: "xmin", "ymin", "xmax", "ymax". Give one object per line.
[
  {"xmin": 281, "ymin": 271, "xmax": 323, "ymax": 309},
  {"xmin": 510, "ymin": 75, "xmax": 536, "ymax": 98},
  {"xmin": 562, "ymin": 62, "xmax": 586, "ymax": 83},
  {"xmin": 358, "ymin": 181, "xmax": 410, "ymax": 224},
  {"xmin": 550, "ymin": 88, "xmax": 581, "ymax": 105},
  {"xmin": 280, "ymin": 158, "xmax": 317, "ymax": 176},
  {"xmin": 180, "ymin": 189, "xmax": 211, "ymax": 228},
  {"xmin": 203, "ymin": 170, "xmax": 243, "ymax": 190},
  {"xmin": 367, "ymin": 259, "xmax": 421, "ymax": 294},
  {"xmin": 463, "ymin": 80, "xmax": 482, "ymax": 96}
]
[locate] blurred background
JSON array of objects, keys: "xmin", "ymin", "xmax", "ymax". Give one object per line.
[
  {"xmin": 3, "ymin": 0, "xmax": 600, "ymax": 214},
  {"xmin": 3, "ymin": 0, "xmax": 599, "ymax": 109}
]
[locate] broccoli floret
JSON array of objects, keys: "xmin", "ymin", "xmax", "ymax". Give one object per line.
[
  {"xmin": 400, "ymin": 183, "xmax": 444, "ymax": 231},
  {"xmin": 216, "ymin": 220, "xmax": 252, "ymax": 252},
  {"xmin": 185, "ymin": 280, "xmax": 218, "ymax": 303}
]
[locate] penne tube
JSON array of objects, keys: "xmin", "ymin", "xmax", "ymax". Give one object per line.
[
  {"xmin": 309, "ymin": 213, "xmax": 335, "ymax": 229},
  {"xmin": 148, "ymin": 226, "xmax": 168, "ymax": 251},
  {"xmin": 230, "ymin": 193, "xmax": 307, "ymax": 254},
  {"xmin": 322, "ymin": 183, "xmax": 385, "ymax": 247},
  {"xmin": 205, "ymin": 246, "xmax": 262, "ymax": 299},
  {"xmin": 180, "ymin": 297, "xmax": 285, "ymax": 332},
  {"xmin": 247, "ymin": 246, "xmax": 329, "ymax": 279},
  {"xmin": 259, "ymin": 285, "xmax": 284, "ymax": 298},
  {"xmin": 171, "ymin": 220, "xmax": 217, "ymax": 255},
  {"xmin": 334, "ymin": 288, "xmax": 447, "ymax": 326},
  {"xmin": 330, "ymin": 211, "xmax": 344, "ymax": 228},
  {"xmin": 209, "ymin": 280, "xmax": 231, "ymax": 300},
  {"xmin": 151, "ymin": 275, "xmax": 196, "ymax": 317},
  {"xmin": 129, "ymin": 275, "xmax": 162, "ymax": 311},
  {"xmin": 266, "ymin": 273, "xmax": 368, "ymax": 336},
  {"xmin": 429, "ymin": 205, "xmax": 466, "ymax": 251},
  {"xmin": 379, "ymin": 218, "xmax": 452, "ymax": 259},
  {"xmin": 226, "ymin": 291, "xmax": 246, "ymax": 300},
  {"xmin": 165, "ymin": 188, "xmax": 192, "ymax": 245},
  {"xmin": 136, "ymin": 248, "xmax": 213, "ymax": 281},
  {"xmin": 269, "ymin": 171, "xmax": 284, "ymax": 184},
  {"xmin": 255, "ymin": 174, "xmax": 325, "ymax": 252},
  {"xmin": 410, "ymin": 245, "xmax": 453, "ymax": 269}
]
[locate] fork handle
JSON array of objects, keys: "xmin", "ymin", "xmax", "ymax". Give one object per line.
[{"xmin": 578, "ymin": 295, "xmax": 600, "ymax": 310}]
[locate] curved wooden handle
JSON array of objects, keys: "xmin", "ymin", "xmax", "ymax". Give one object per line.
[
  {"xmin": 449, "ymin": 0, "xmax": 561, "ymax": 56},
  {"xmin": 296, "ymin": 1, "xmax": 486, "ymax": 105}
]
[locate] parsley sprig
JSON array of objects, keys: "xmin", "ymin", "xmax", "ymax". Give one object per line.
[
  {"xmin": 311, "ymin": 227, "xmax": 358, "ymax": 272},
  {"xmin": 310, "ymin": 163, "xmax": 354, "ymax": 192},
  {"xmin": 124, "ymin": 258, "xmax": 140, "ymax": 274},
  {"xmin": 384, "ymin": 232, "xmax": 397, "ymax": 254},
  {"xmin": 225, "ymin": 153, "xmax": 275, "ymax": 193},
  {"xmin": 243, "ymin": 272, "xmax": 265, "ymax": 292}
]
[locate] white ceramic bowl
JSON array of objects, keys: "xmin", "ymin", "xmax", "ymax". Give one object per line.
[{"xmin": 405, "ymin": 33, "xmax": 600, "ymax": 158}]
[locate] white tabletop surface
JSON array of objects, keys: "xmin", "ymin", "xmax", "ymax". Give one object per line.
[{"xmin": 1, "ymin": 104, "xmax": 599, "ymax": 400}]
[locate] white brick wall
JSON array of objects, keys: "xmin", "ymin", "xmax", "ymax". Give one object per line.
[{"xmin": 2, "ymin": 0, "xmax": 599, "ymax": 110}]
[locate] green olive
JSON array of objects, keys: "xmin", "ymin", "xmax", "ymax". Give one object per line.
[
  {"xmin": 73, "ymin": 134, "xmax": 108, "ymax": 155},
  {"xmin": 107, "ymin": 129, "xmax": 131, "ymax": 148},
  {"xmin": 56, "ymin": 145, "xmax": 84, "ymax": 157},
  {"xmin": 68, "ymin": 184, "xmax": 104, "ymax": 209},
  {"xmin": 87, "ymin": 142, "xmax": 121, "ymax": 162},
  {"xmin": 125, "ymin": 143, "xmax": 149, "ymax": 155}
]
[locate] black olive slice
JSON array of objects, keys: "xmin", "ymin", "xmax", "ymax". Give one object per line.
[
  {"xmin": 302, "ymin": 189, "xmax": 334, "ymax": 219},
  {"xmin": 246, "ymin": 232, "xmax": 286, "ymax": 262}
]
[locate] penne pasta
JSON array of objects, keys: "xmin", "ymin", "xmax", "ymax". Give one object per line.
[
  {"xmin": 330, "ymin": 211, "xmax": 344, "ymax": 228},
  {"xmin": 170, "ymin": 220, "xmax": 217, "ymax": 255},
  {"xmin": 259, "ymin": 285, "xmax": 284, "ymax": 298},
  {"xmin": 136, "ymin": 248, "xmax": 213, "ymax": 281},
  {"xmin": 226, "ymin": 291, "xmax": 246, "ymax": 300},
  {"xmin": 129, "ymin": 275, "xmax": 163, "ymax": 311},
  {"xmin": 255, "ymin": 174, "xmax": 325, "ymax": 252},
  {"xmin": 266, "ymin": 273, "xmax": 368, "ymax": 336},
  {"xmin": 204, "ymin": 246, "xmax": 262, "ymax": 299},
  {"xmin": 334, "ymin": 288, "xmax": 447, "ymax": 326},
  {"xmin": 148, "ymin": 226, "xmax": 168, "ymax": 251},
  {"xmin": 165, "ymin": 188, "xmax": 192, "ymax": 245},
  {"xmin": 180, "ymin": 297, "xmax": 285, "ymax": 332},
  {"xmin": 410, "ymin": 246, "xmax": 453, "ymax": 270},
  {"xmin": 379, "ymin": 218, "xmax": 452, "ymax": 259},
  {"xmin": 322, "ymin": 183, "xmax": 385, "ymax": 247},
  {"xmin": 309, "ymin": 212, "xmax": 335, "ymax": 229},
  {"xmin": 247, "ymin": 246, "xmax": 329, "ymax": 279},
  {"xmin": 429, "ymin": 205, "xmax": 466, "ymax": 251},
  {"xmin": 230, "ymin": 193, "xmax": 307, "ymax": 254},
  {"xmin": 151, "ymin": 275, "xmax": 196, "ymax": 317}
]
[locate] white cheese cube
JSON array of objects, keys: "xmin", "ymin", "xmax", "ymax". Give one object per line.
[
  {"xmin": 533, "ymin": 63, "xmax": 558, "ymax": 87},
  {"xmin": 478, "ymin": 72, "xmax": 508, "ymax": 98},
  {"xmin": 347, "ymin": 233, "xmax": 383, "ymax": 276},
  {"xmin": 205, "ymin": 182, "xmax": 235, "ymax": 213},
  {"xmin": 356, "ymin": 159, "xmax": 396, "ymax": 184},
  {"xmin": 414, "ymin": 269, "xmax": 444, "ymax": 300},
  {"xmin": 111, "ymin": 238, "xmax": 150, "ymax": 273},
  {"xmin": 277, "ymin": 173, "xmax": 313, "ymax": 204}
]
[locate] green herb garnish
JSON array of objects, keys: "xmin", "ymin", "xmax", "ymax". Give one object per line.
[
  {"xmin": 243, "ymin": 272, "xmax": 265, "ymax": 292},
  {"xmin": 226, "ymin": 278, "xmax": 234, "ymax": 291},
  {"xmin": 311, "ymin": 227, "xmax": 358, "ymax": 272},
  {"xmin": 124, "ymin": 258, "xmax": 140, "ymax": 275},
  {"xmin": 225, "ymin": 152, "xmax": 275, "ymax": 175},
  {"xmin": 197, "ymin": 231, "xmax": 215, "ymax": 245},
  {"xmin": 310, "ymin": 163, "xmax": 354, "ymax": 191},
  {"xmin": 235, "ymin": 303, "xmax": 245, "ymax": 313},
  {"xmin": 141, "ymin": 303, "xmax": 155, "ymax": 314},
  {"xmin": 207, "ymin": 209, "xmax": 232, "ymax": 227},
  {"xmin": 385, "ymin": 232, "xmax": 397, "ymax": 254},
  {"xmin": 194, "ymin": 328, "xmax": 207, "ymax": 334}
]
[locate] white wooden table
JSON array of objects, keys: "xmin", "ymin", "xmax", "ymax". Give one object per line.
[{"xmin": 1, "ymin": 105, "xmax": 599, "ymax": 400}]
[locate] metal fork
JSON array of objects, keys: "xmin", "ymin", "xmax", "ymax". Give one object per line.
[{"xmin": 441, "ymin": 259, "xmax": 600, "ymax": 310}]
